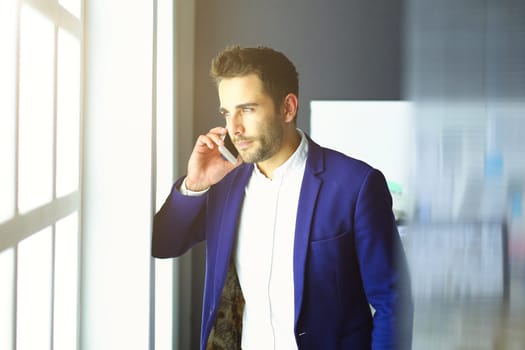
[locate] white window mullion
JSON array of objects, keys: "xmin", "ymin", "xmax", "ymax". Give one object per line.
[
  {"xmin": 50, "ymin": 225, "xmax": 57, "ymax": 350},
  {"xmin": 14, "ymin": 0, "xmax": 21, "ymax": 219},
  {"xmin": 53, "ymin": 19, "xmax": 59, "ymax": 201}
]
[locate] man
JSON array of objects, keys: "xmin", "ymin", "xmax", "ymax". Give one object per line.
[{"xmin": 152, "ymin": 46, "xmax": 413, "ymax": 349}]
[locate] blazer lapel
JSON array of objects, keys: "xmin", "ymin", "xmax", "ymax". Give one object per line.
[
  {"xmin": 214, "ymin": 164, "xmax": 253, "ymax": 298},
  {"xmin": 293, "ymin": 137, "xmax": 324, "ymax": 325}
]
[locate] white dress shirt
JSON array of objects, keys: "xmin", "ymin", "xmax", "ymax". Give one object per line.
[
  {"xmin": 181, "ymin": 130, "xmax": 308, "ymax": 349},
  {"xmin": 234, "ymin": 130, "xmax": 307, "ymax": 350}
]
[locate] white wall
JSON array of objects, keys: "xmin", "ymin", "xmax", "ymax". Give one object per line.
[
  {"xmin": 310, "ymin": 100, "xmax": 415, "ymax": 219},
  {"xmin": 82, "ymin": 1, "xmax": 154, "ymax": 348}
]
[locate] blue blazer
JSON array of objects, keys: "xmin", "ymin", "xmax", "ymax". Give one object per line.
[{"xmin": 153, "ymin": 136, "xmax": 413, "ymax": 349}]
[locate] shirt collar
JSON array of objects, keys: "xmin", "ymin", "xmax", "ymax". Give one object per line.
[{"xmin": 253, "ymin": 129, "xmax": 309, "ymax": 180}]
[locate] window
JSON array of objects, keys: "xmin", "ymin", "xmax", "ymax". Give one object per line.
[
  {"xmin": 0, "ymin": 0, "xmax": 83, "ymax": 349},
  {"xmin": 1, "ymin": 0, "xmax": 191, "ymax": 348}
]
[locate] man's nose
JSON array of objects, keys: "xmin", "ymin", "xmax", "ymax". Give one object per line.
[{"xmin": 229, "ymin": 112, "xmax": 244, "ymax": 135}]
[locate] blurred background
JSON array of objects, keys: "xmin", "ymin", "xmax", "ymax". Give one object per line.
[{"xmin": 1, "ymin": 0, "xmax": 524, "ymax": 349}]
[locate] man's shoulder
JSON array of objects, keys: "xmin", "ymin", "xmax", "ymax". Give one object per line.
[
  {"xmin": 323, "ymin": 146, "xmax": 371, "ymax": 169},
  {"xmin": 308, "ymin": 138, "xmax": 374, "ymax": 176}
]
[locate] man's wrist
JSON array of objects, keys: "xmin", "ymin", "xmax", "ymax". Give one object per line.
[{"xmin": 180, "ymin": 177, "xmax": 209, "ymax": 196}]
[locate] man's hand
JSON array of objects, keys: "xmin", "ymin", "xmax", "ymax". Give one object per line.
[{"xmin": 185, "ymin": 127, "xmax": 242, "ymax": 191}]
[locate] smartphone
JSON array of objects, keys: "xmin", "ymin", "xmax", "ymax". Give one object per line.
[{"xmin": 218, "ymin": 132, "xmax": 239, "ymax": 163}]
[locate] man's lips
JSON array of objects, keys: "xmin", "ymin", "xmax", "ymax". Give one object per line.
[{"xmin": 234, "ymin": 139, "xmax": 253, "ymax": 150}]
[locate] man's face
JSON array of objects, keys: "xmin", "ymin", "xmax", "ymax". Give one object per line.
[{"xmin": 218, "ymin": 74, "xmax": 284, "ymax": 164}]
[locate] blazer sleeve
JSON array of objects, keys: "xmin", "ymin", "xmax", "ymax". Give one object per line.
[
  {"xmin": 353, "ymin": 168, "xmax": 413, "ymax": 349},
  {"xmin": 152, "ymin": 176, "xmax": 208, "ymax": 258}
]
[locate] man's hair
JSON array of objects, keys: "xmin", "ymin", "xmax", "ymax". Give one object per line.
[{"xmin": 210, "ymin": 45, "xmax": 299, "ymax": 111}]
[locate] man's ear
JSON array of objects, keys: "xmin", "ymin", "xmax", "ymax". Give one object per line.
[{"xmin": 281, "ymin": 93, "xmax": 298, "ymax": 123}]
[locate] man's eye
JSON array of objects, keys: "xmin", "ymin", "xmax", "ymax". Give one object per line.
[{"xmin": 242, "ymin": 107, "xmax": 254, "ymax": 113}]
